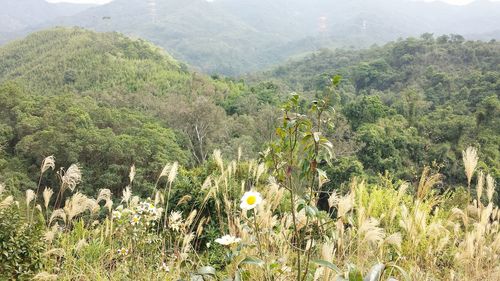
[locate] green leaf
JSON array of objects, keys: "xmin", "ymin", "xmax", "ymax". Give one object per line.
[
  {"xmin": 239, "ymin": 256, "xmax": 264, "ymax": 267},
  {"xmin": 364, "ymin": 264, "xmax": 385, "ymax": 281},
  {"xmin": 197, "ymin": 266, "xmax": 216, "ymax": 276},
  {"xmin": 311, "ymin": 259, "xmax": 341, "ymax": 273}
]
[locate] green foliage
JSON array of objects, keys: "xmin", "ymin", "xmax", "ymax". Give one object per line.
[
  {"xmin": 0, "ymin": 205, "xmax": 45, "ymax": 280},
  {"xmin": 261, "ymin": 35, "xmax": 500, "ymax": 184}
]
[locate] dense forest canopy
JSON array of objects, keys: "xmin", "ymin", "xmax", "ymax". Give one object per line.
[{"xmin": 0, "ymin": 28, "xmax": 498, "ymax": 199}]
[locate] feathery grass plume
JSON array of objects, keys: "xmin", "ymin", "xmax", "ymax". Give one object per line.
[
  {"xmin": 168, "ymin": 162, "xmax": 179, "ymax": 184},
  {"xmin": 64, "ymin": 193, "xmax": 97, "ymax": 221},
  {"xmin": 44, "ymin": 224, "xmax": 59, "ymax": 243},
  {"xmin": 44, "ymin": 248, "xmax": 65, "ymax": 258},
  {"xmin": 476, "ymin": 171, "xmax": 484, "ymax": 204},
  {"xmin": 62, "ymin": 164, "xmax": 82, "ymax": 192},
  {"xmin": 385, "ymin": 232, "xmax": 402, "ymax": 251},
  {"xmin": 122, "ymin": 186, "xmax": 132, "ymax": 204},
  {"xmin": 176, "ymin": 195, "xmax": 192, "ymax": 206},
  {"xmin": 26, "ymin": 189, "xmax": 36, "ymax": 208},
  {"xmin": 0, "ymin": 195, "xmax": 14, "ymax": 209},
  {"xmin": 43, "ymin": 187, "xmax": 54, "ymax": 209},
  {"xmin": 97, "ymin": 189, "xmax": 112, "ymax": 212},
  {"xmin": 358, "ymin": 217, "xmax": 385, "ymax": 246},
  {"xmin": 337, "ymin": 192, "xmax": 354, "ymax": 219},
  {"xmin": 214, "ymin": 149, "xmax": 224, "ymax": 171},
  {"xmin": 129, "ymin": 164, "xmax": 136, "ymax": 184},
  {"xmin": 33, "ymin": 272, "xmax": 58, "ymax": 281},
  {"xmin": 486, "ymin": 174, "xmax": 495, "ymax": 203},
  {"xmin": 75, "ymin": 239, "xmax": 88, "ymax": 252},
  {"xmin": 416, "ymin": 167, "xmax": 442, "ymax": 200},
  {"xmin": 155, "ymin": 191, "xmax": 162, "ymax": 206},
  {"xmin": 237, "ymin": 146, "xmax": 242, "ymax": 163},
  {"xmin": 158, "ymin": 163, "xmax": 171, "ymax": 180},
  {"xmin": 41, "ymin": 155, "xmax": 55, "ymax": 174},
  {"xmin": 327, "ymin": 191, "xmax": 339, "ymax": 208},
  {"xmin": 49, "ymin": 209, "xmax": 67, "ymax": 225},
  {"xmin": 462, "ymin": 146, "xmax": 478, "ymax": 188}
]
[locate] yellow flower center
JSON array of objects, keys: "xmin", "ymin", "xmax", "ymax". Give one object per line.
[{"xmin": 246, "ymin": 195, "xmax": 257, "ymax": 205}]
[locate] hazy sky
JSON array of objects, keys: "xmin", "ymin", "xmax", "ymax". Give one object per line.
[{"xmin": 45, "ymin": 0, "xmax": 500, "ymax": 5}]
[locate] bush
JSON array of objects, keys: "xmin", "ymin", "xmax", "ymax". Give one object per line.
[{"xmin": 0, "ymin": 205, "xmax": 45, "ymax": 280}]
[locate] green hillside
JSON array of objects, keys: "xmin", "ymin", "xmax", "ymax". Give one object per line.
[
  {"xmin": 256, "ymin": 34, "xmax": 500, "ymax": 183},
  {"xmin": 0, "ymin": 28, "xmax": 278, "ymax": 195}
]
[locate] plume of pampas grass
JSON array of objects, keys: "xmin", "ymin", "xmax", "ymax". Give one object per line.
[
  {"xmin": 486, "ymin": 174, "xmax": 495, "ymax": 203},
  {"xmin": 65, "ymin": 193, "xmax": 98, "ymax": 221},
  {"xmin": 462, "ymin": 146, "xmax": 478, "ymax": 188},
  {"xmin": 97, "ymin": 189, "xmax": 112, "ymax": 212},
  {"xmin": 417, "ymin": 167, "xmax": 442, "ymax": 200},
  {"xmin": 168, "ymin": 162, "xmax": 179, "ymax": 184},
  {"xmin": 122, "ymin": 186, "xmax": 132, "ymax": 204},
  {"xmin": 62, "ymin": 164, "xmax": 82, "ymax": 192},
  {"xmin": 50, "ymin": 209, "xmax": 67, "ymax": 225},
  {"xmin": 385, "ymin": 232, "xmax": 402, "ymax": 251},
  {"xmin": 158, "ymin": 163, "xmax": 171, "ymax": 181},
  {"xmin": 129, "ymin": 164, "xmax": 136, "ymax": 184},
  {"xmin": 237, "ymin": 146, "xmax": 242, "ymax": 163},
  {"xmin": 476, "ymin": 171, "xmax": 484, "ymax": 204},
  {"xmin": 26, "ymin": 189, "xmax": 36, "ymax": 208},
  {"xmin": 337, "ymin": 193, "xmax": 354, "ymax": 219},
  {"xmin": 33, "ymin": 272, "xmax": 58, "ymax": 281},
  {"xmin": 214, "ymin": 150, "xmax": 223, "ymax": 171},
  {"xmin": 0, "ymin": 195, "xmax": 14, "ymax": 209},
  {"xmin": 44, "ymin": 248, "xmax": 65, "ymax": 258},
  {"xmin": 43, "ymin": 187, "xmax": 53, "ymax": 209},
  {"xmin": 358, "ymin": 217, "xmax": 385, "ymax": 246},
  {"xmin": 41, "ymin": 155, "xmax": 55, "ymax": 174}
]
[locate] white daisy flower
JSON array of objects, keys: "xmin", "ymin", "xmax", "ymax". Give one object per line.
[
  {"xmin": 117, "ymin": 247, "xmax": 128, "ymax": 256},
  {"xmin": 240, "ymin": 191, "xmax": 263, "ymax": 210},
  {"xmin": 215, "ymin": 234, "xmax": 241, "ymax": 246},
  {"xmin": 131, "ymin": 214, "xmax": 141, "ymax": 226}
]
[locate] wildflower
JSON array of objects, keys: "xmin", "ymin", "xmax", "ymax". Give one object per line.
[
  {"xmin": 117, "ymin": 247, "xmax": 128, "ymax": 256},
  {"xmin": 148, "ymin": 203, "xmax": 156, "ymax": 214},
  {"xmin": 131, "ymin": 214, "xmax": 140, "ymax": 226},
  {"xmin": 112, "ymin": 210, "xmax": 122, "ymax": 220},
  {"xmin": 240, "ymin": 191, "xmax": 263, "ymax": 210},
  {"xmin": 215, "ymin": 234, "xmax": 241, "ymax": 246}
]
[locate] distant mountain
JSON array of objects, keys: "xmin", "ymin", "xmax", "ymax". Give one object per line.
[
  {"xmin": 0, "ymin": 0, "xmax": 94, "ymax": 33},
  {"xmin": 3, "ymin": 0, "xmax": 500, "ymax": 75},
  {"xmin": 0, "ymin": 0, "xmax": 94, "ymax": 43}
]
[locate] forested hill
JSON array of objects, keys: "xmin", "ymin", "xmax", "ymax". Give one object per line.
[
  {"xmin": 0, "ymin": 28, "xmax": 279, "ymax": 195},
  {"xmin": 256, "ymin": 35, "xmax": 500, "ymax": 184}
]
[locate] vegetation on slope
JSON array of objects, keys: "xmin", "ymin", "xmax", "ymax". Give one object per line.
[
  {"xmin": 256, "ymin": 34, "xmax": 500, "ymax": 186},
  {"xmin": 0, "ymin": 28, "xmax": 281, "ymax": 195}
]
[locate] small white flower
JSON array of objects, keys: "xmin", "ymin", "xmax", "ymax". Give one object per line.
[
  {"xmin": 148, "ymin": 203, "xmax": 156, "ymax": 214},
  {"xmin": 131, "ymin": 215, "xmax": 140, "ymax": 226},
  {"xmin": 240, "ymin": 191, "xmax": 263, "ymax": 210},
  {"xmin": 117, "ymin": 247, "xmax": 128, "ymax": 256},
  {"xmin": 215, "ymin": 234, "xmax": 241, "ymax": 246}
]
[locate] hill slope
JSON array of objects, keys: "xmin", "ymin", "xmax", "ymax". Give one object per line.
[
  {"xmin": 0, "ymin": 28, "xmax": 277, "ymax": 194},
  {"xmin": 38, "ymin": 0, "xmax": 500, "ymax": 75},
  {"xmin": 257, "ymin": 35, "xmax": 500, "ymax": 182}
]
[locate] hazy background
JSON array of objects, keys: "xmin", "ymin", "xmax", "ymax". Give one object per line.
[{"xmin": 2, "ymin": 0, "xmax": 500, "ymax": 75}]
